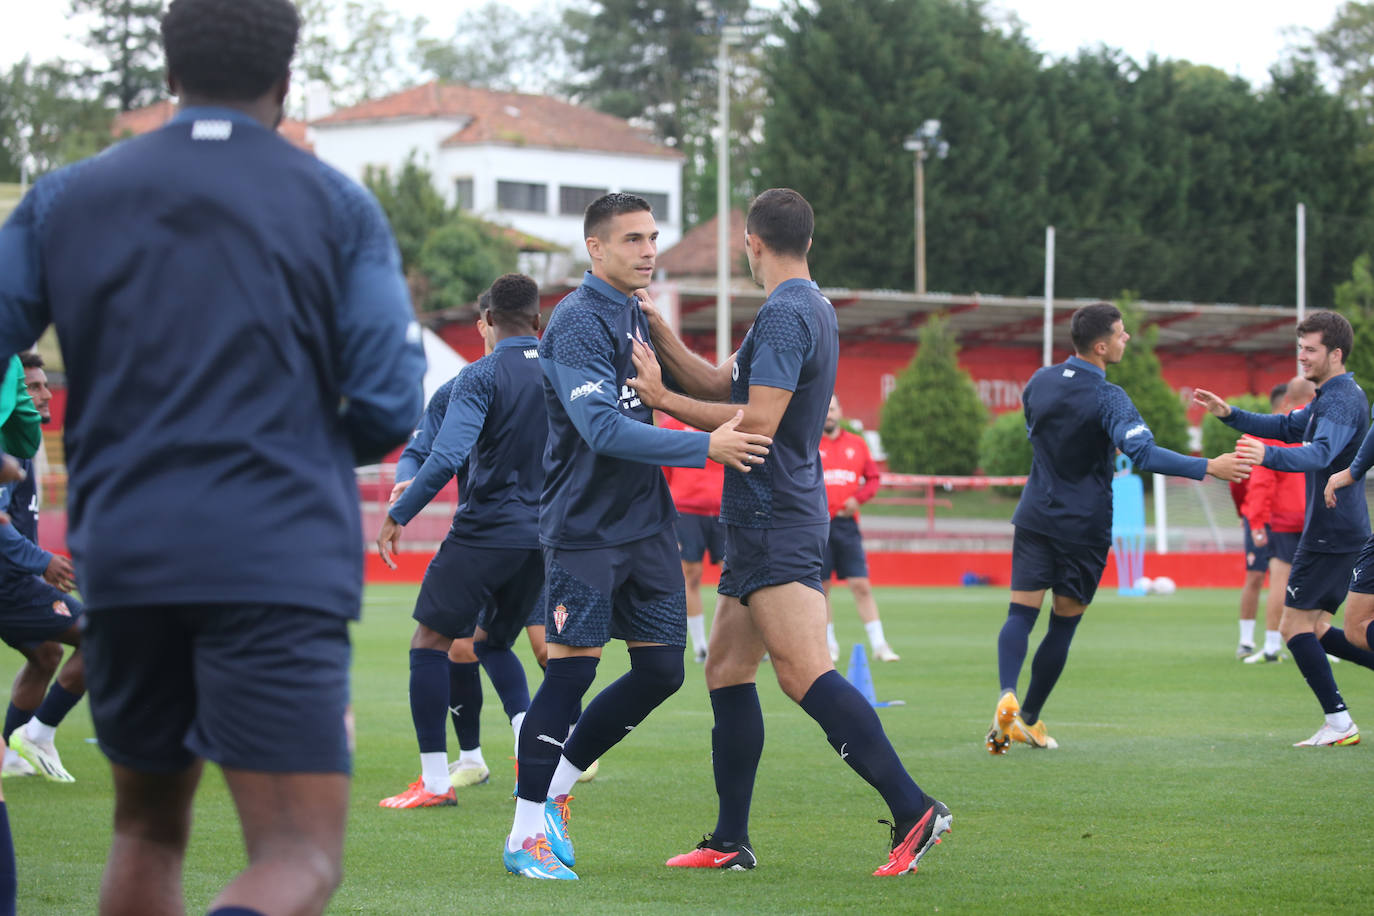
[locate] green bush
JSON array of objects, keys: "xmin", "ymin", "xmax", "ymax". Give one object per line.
[
  {"xmin": 1106, "ymin": 296, "xmax": 1189, "ymax": 454},
  {"xmin": 416, "ymin": 215, "xmax": 519, "ymax": 312},
  {"xmin": 879, "ymin": 314, "xmax": 987, "ymax": 474},
  {"xmin": 1201, "ymin": 393, "xmax": 1273, "ymax": 456},
  {"xmin": 978, "ymin": 409, "xmax": 1032, "ymax": 495}
]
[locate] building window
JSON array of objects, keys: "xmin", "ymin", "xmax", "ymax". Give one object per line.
[
  {"xmin": 560, "ymin": 185, "xmax": 608, "ymax": 216},
  {"xmin": 454, "ymin": 177, "xmax": 474, "ymax": 211},
  {"xmin": 497, "ymin": 180, "xmax": 547, "ymax": 213},
  {"xmin": 625, "ymin": 190, "xmax": 669, "ymax": 218}
]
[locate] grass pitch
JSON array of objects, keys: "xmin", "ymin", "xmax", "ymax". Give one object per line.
[{"xmin": 8, "ymin": 585, "xmax": 1374, "ymax": 913}]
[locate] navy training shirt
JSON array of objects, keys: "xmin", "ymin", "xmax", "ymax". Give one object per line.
[
  {"xmin": 719, "ymin": 279, "xmax": 837, "ymax": 529},
  {"xmin": 539, "ymin": 271, "xmax": 710, "ymax": 549},
  {"xmin": 0, "ymin": 106, "xmax": 426, "ymax": 616},
  {"xmin": 389, "ymin": 336, "xmax": 545, "ymax": 548},
  {"xmin": 1222, "ymin": 371, "xmax": 1370, "ymax": 553},
  {"xmin": 0, "ymin": 457, "xmax": 51, "ymax": 583},
  {"xmin": 396, "ymin": 376, "xmax": 458, "ymax": 484},
  {"xmin": 1013, "ymin": 356, "xmax": 1206, "ymax": 548}
]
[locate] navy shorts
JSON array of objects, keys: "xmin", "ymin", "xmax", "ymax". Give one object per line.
[
  {"xmin": 676, "ymin": 512, "xmax": 725, "ymax": 565},
  {"xmin": 414, "ymin": 535, "xmax": 544, "ymax": 649},
  {"xmin": 542, "ymin": 526, "xmax": 686, "ymax": 648},
  {"xmin": 1348, "ymin": 535, "xmax": 1374, "ymax": 595},
  {"xmin": 1285, "ymin": 547, "xmax": 1358, "ymax": 613},
  {"xmin": 83, "ymin": 603, "xmax": 352, "ymax": 774},
  {"xmin": 1267, "ymin": 530, "xmax": 1300, "ymax": 565},
  {"xmin": 0, "ymin": 577, "xmax": 83, "ymax": 650},
  {"xmin": 1242, "ymin": 521, "xmax": 1273, "ymax": 572},
  {"xmin": 717, "ymin": 522, "xmax": 828, "ymax": 605},
  {"xmin": 1010, "ymin": 526, "xmax": 1109, "ymax": 606},
  {"xmin": 822, "ymin": 516, "xmax": 869, "ymax": 581}
]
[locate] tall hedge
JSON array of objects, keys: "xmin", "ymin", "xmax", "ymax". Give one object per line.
[{"xmin": 879, "ymin": 314, "xmax": 987, "ymax": 474}]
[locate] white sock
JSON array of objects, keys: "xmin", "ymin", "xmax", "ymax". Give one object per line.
[
  {"xmin": 865, "ymin": 620, "xmax": 887, "ymax": 650},
  {"xmin": 826, "ymin": 623, "xmax": 837, "ymax": 646},
  {"xmin": 687, "ymin": 614, "xmax": 707, "ymax": 653},
  {"xmin": 548, "ymin": 755, "xmax": 583, "ymax": 799},
  {"xmin": 1327, "ymin": 710, "xmax": 1354, "ymax": 731},
  {"xmin": 458, "ymin": 747, "xmax": 485, "ymax": 767},
  {"xmin": 509, "ymin": 798, "xmax": 546, "ymax": 851},
  {"xmin": 2, "ymin": 748, "xmax": 20, "ymax": 767},
  {"xmin": 420, "ymin": 751, "xmax": 450, "ymax": 794},
  {"xmin": 1264, "ymin": 630, "xmax": 1282, "ymax": 654},
  {"xmin": 510, "ymin": 711, "xmax": 526, "ymax": 756},
  {"xmin": 25, "ymin": 718, "xmax": 56, "ymax": 745},
  {"xmin": 1239, "ymin": 619, "xmax": 1256, "ymax": 645}
]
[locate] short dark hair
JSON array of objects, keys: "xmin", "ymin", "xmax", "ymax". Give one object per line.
[
  {"xmin": 1296, "ymin": 310, "xmax": 1353, "ymax": 362},
  {"xmin": 486, "ymin": 273, "xmax": 540, "ymax": 330},
  {"xmin": 19, "ymin": 352, "xmax": 44, "ymax": 370},
  {"xmin": 584, "ymin": 192, "xmax": 652, "ymax": 241},
  {"xmin": 746, "ymin": 188, "xmax": 813, "ymax": 259},
  {"xmin": 1070, "ymin": 302, "xmax": 1122, "ymax": 354},
  {"xmin": 1269, "ymin": 382, "xmax": 1288, "ymax": 409},
  {"xmin": 162, "ymin": 0, "xmax": 300, "ymax": 102},
  {"xmin": 476, "ymin": 288, "xmax": 492, "ymax": 313}
]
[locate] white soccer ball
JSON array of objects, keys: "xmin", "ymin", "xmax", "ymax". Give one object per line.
[
  {"xmin": 1133, "ymin": 576, "xmax": 1153, "ymax": 594},
  {"xmin": 1152, "ymin": 576, "xmax": 1177, "ymax": 596}
]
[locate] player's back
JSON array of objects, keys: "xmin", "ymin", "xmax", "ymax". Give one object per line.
[{"xmin": 26, "ymin": 111, "xmax": 410, "ymax": 614}]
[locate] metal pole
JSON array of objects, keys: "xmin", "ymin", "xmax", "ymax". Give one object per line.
[
  {"xmin": 714, "ymin": 29, "xmax": 732, "ymax": 366},
  {"xmin": 1153, "ymin": 473, "xmax": 1168, "ymax": 554},
  {"xmin": 1042, "ymin": 226, "xmax": 1055, "ymax": 366},
  {"xmin": 1297, "ymin": 202, "xmax": 1306, "ymax": 375},
  {"xmin": 915, "ymin": 152, "xmax": 926, "ymax": 295}
]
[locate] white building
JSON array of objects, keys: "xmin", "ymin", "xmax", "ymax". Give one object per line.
[{"xmin": 311, "ymin": 82, "xmax": 684, "ymax": 280}]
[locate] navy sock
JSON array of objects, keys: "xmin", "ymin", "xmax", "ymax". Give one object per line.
[
  {"xmin": 1367, "ymin": 620, "xmax": 1374, "ymax": 656},
  {"xmin": 517, "ymin": 656, "xmax": 598, "ymax": 803},
  {"xmin": 563, "ymin": 646, "xmax": 683, "ymax": 769},
  {"xmin": 475, "ymin": 641, "xmax": 531, "ymax": 721},
  {"xmin": 1289, "ymin": 633, "xmax": 1348, "ymax": 714},
  {"xmin": 408, "ymin": 648, "xmax": 450, "ymax": 754},
  {"xmin": 1, "ymin": 704, "xmax": 29, "ymax": 745},
  {"xmin": 799, "ymin": 670, "xmax": 927, "ymax": 824},
  {"xmin": 997, "ymin": 602, "xmax": 1040, "ymax": 693},
  {"xmin": 0, "ymin": 801, "xmax": 13, "ymax": 916},
  {"xmin": 1319, "ymin": 627, "xmax": 1374, "ymax": 671},
  {"xmin": 1020, "ymin": 612, "xmax": 1082, "ymax": 725},
  {"xmin": 33, "ymin": 683, "xmax": 81, "ymax": 729},
  {"xmin": 447, "ymin": 661, "xmax": 482, "ymax": 751},
  {"xmin": 709, "ymin": 683, "xmax": 764, "ymax": 846}
]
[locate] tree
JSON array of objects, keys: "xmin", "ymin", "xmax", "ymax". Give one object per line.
[
  {"xmin": 1105, "ymin": 297, "xmax": 1189, "ymax": 454},
  {"xmin": 1201, "ymin": 394, "xmax": 1272, "ymax": 458},
  {"xmin": 295, "ymin": 0, "xmax": 425, "ymax": 108},
  {"xmin": 0, "ymin": 58, "xmax": 113, "ymax": 180},
  {"xmin": 71, "ymin": 0, "xmax": 167, "ymax": 111},
  {"xmin": 413, "ymin": 2, "xmax": 571, "ymax": 94},
  {"xmin": 363, "ymin": 156, "xmax": 449, "ymax": 273},
  {"xmin": 1300, "ymin": 1, "xmax": 1374, "ymax": 122},
  {"xmin": 879, "ymin": 314, "xmax": 987, "ymax": 474},
  {"xmin": 978, "ymin": 409, "xmax": 1031, "ymax": 495},
  {"xmin": 416, "ymin": 217, "xmax": 519, "ymax": 313},
  {"xmin": 1333, "ymin": 253, "xmax": 1374, "ymax": 405}
]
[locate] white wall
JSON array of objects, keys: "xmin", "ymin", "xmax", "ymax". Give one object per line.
[{"xmin": 311, "ymin": 118, "xmax": 467, "ymax": 192}]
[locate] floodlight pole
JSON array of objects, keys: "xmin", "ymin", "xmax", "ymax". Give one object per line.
[
  {"xmin": 1043, "ymin": 226, "xmax": 1055, "ymax": 366},
  {"xmin": 1297, "ymin": 202, "xmax": 1306, "ymax": 375},
  {"xmin": 713, "ymin": 19, "xmax": 743, "ymax": 366},
  {"xmin": 915, "ymin": 151, "xmax": 926, "ymax": 295}
]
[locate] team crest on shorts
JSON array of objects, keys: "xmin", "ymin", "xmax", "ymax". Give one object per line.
[
  {"xmin": 52, "ymin": 600, "xmax": 70, "ymax": 617},
  {"xmin": 553, "ymin": 603, "xmax": 568, "ymax": 634}
]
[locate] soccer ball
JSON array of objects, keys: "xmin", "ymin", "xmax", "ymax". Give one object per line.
[
  {"xmin": 1152, "ymin": 576, "xmax": 1177, "ymax": 596},
  {"xmin": 1133, "ymin": 576, "xmax": 1153, "ymax": 594}
]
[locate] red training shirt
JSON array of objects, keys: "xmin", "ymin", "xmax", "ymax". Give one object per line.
[
  {"xmin": 659, "ymin": 414, "xmax": 724, "ymax": 516},
  {"xmin": 818, "ymin": 428, "xmax": 880, "ymax": 520}
]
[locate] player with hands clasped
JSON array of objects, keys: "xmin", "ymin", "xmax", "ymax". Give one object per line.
[{"xmin": 1195, "ymin": 310, "xmax": 1374, "ymax": 747}]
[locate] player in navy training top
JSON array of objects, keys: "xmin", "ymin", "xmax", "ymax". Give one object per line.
[
  {"xmin": 987, "ymin": 303, "xmax": 1249, "ymax": 757},
  {"xmin": 0, "ymin": 353, "xmax": 86, "ymax": 784},
  {"xmin": 0, "ymin": 2, "xmax": 425, "ymax": 913},
  {"xmin": 503, "ymin": 193, "xmax": 769, "ymax": 881},
  {"xmin": 626, "ymin": 189, "xmax": 947, "ymax": 877},
  {"xmin": 1199, "ymin": 310, "xmax": 1374, "ymax": 748}
]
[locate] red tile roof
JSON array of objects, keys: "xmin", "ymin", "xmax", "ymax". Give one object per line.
[
  {"xmin": 312, "ymin": 81, "xmax": 681, "ymax": 160},
  {"xmin": 656, "ymin": 209, "xmax": 748, "ymax": 278},
  {"xmin": 111, "ymin": 100, "xmax": 315, "ymax": 153}
]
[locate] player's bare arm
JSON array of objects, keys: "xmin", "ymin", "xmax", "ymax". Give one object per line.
[
  {"xmin": 635, "ymin": 288, "xmax": 734, "ymax": 401},
  {"xmin": 1234, "ymin": 436, "xmax": 1266, "ymax": 467},
  {"xmin": 1193, "ymin": 388, "xmax": 1233, "ymax": 418},
  {"xmin": 1206, "ymin": 450, "xmax": 1252, "ymax": 482},
  {"xmin": 629, "ymin": 339, "xmax": 788, "ymax": 437}
]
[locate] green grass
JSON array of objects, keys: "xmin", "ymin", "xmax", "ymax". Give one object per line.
[{"xmin": 8, "ymin": 585, "xmax": 1374, "ymax": 913}]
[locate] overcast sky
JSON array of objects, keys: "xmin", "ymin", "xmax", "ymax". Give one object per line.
[{"xmin": 1, "ymin": 0, "xmax": 1349, "ymax": 87}]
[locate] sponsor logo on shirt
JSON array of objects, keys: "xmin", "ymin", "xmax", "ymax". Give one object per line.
[
  {"xmin": 1062, "ymin": 369, "xmax": 1076, "ymax": 378},
  {"xmin": 619, "ymin": 384, "xmax": 641, "ymax": 410},
  {"xmin": 569, "ymin": 380, "xmax": 606, "ymax": 401},
  {"xmin": 191, "ymin": 119, "xmax": 233, "ymax": 141},
  {"xmin": 824, "ymin": 469, "xmax": 859, "ymax": 486},
  {"xmin": 524, "ymin": 349, "xmax": 538, "ymax": 359},
  {"xmin": 1124, "ymin": 423, "xmax": 1149, "ymax": 439}
]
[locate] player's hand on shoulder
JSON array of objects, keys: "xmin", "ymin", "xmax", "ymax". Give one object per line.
[
  {"xmin": 1192, "ymin": 388, "xmax": 1231, "ymax": 418},
  {"xmin": 1325, "ymin": 467, "xmax": 1354, "ymax": 508},
  {"xmin": 44, "ymin": 554, "xmax": 75, "ymax": 592},
  {"xmin": 634, "ymin": 288, "xmax": 662, "ymax": 325},
  {"xmin": 1206, "ymin": 450, "xmax": 1251, "ymax": 483},
  {"xmin": 627, "ymin": 339, "xmax": 666, "ymax": 407},
  {"xmin": 708, "ymin": 409, "xmax": 771, "ymax": 472}
]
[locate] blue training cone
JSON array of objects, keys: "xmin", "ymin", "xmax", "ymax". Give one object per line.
[{"xmin": 844, "ymin": 644, "xmax": 904, "ymax": 708}]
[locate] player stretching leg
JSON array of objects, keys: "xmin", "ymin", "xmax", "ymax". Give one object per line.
[
  {"xmin": 631, "ymin": 189, "xmax": 945, "ymax": 877},
  {"xmin": 503, "ymin": 193, "xmax": 768, "ymax": 881},
  {"xmin": 991, "ymin": 303, "xmax": 1250, "ymax": 754}
]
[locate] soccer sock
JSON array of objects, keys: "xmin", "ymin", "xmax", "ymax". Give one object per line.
[
  {"xmin": 547, "ymin": 756, "xmax": 584, "ymax": 800},
  {"xmin": 1367, "ymin": 620, "xmax": 1374, "ymax": 655},
  {"xmin": 510, "ymin": 711, "xmax": 526, "ymax": 754},
  {"xmin": 1264, "ymin": 629, "xmax": 1283, "ymax": 654},
  {"xmin": 0, "ymin": 801, "xmax": 13, "ymax": 916},
  {"xmin": 419, "ymin": 751, "xmax": 449, "ymax": 794},
  {"xmin": 31, "ymin": 682, "xmax": 81, "ymax": 737},
  {"xmin": 409, "ymin": 648, "xmax": 449, "ymax": 761},
  {"xmin": 688, "ymin": 614, "xmax": 707, "ymax": 653},
  {"xmin": 1239, "ymin": 619, "xmax": 1256, "ymax": 646},
  {"xmin": 561, "ymin": 646, "xmax": 684, "ymax": 770},
  {"xmin": 474, "ymin": 641, "xmax": 531, "ymax": 721},
  {"xmin": 1319, "ymin": 627, "xmax": 1374, "ymax": 671},
  {"xmin": 1288, "ymin": 633, "xmax": 1348, "ymax": 715},
  {"xmin": 1020, "ymin": 612, "xmax": 1083, "ymax": 725},
  {"xmin": 708, "ymin": 683, "xmax": 764, "ymax": 846},
  {"xmin": 448, "ymin": 660, "xmax": 483, "ymax": 752},
  {"xmin": 2, "ymin": 704, "xmax": 29, "ymax": 745},
  {"xmin": 825, "ymin": 622, "xmax": 837, "ymax": 646},
  {"xmin": 799, "ymin": 670, "xmax": 927, "ymax": 825},
  {"xmin": 865, "ymin": 620, "xmax": 887, "ymax": 650},
  {"xmin": 997, "ymin": 602, "xmax": 1040, "ymax": 694},
  {"xmin": 515, "ymin": 656, "xmax": 598, "ymax": 805}
]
